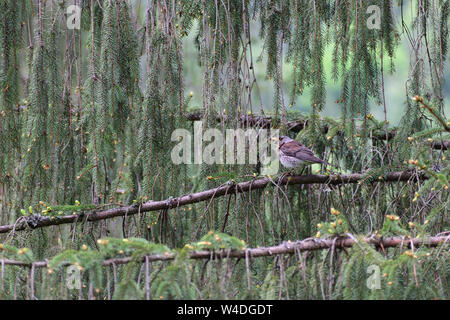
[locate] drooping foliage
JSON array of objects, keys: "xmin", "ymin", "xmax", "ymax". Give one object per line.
[{"xmin": 0, "ymin": 0, "xmax": 448, "ymax": 299}]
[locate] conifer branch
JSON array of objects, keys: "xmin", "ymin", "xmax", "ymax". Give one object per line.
[
  {"xmin": 0, "ymin": 170, "xmax": 427, "ymax": 234},
  {"xmin": 186, "ymin": 111, "xmax": 306, "ymax": 132},
  {"xmin": 186, "ymin": 111, "xmax": 449, "ymax": 149},
  {"xmin": 1, "ymin": 235, "xmax": 447, "ymax": 267},
  {"xmin": 413, "ymin": 96, "xmax": 450, "ymax": 133}
]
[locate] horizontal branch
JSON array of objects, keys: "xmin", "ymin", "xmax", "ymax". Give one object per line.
[
  {"xmin": 186, "ymin": 111, "xmax": 306, "ymax": 132},
  {"xmin": 1, "ymin": 235, "xmax": 448, "ymax": 268},
  {"xmin": 186, "ymin": 111, "xmax": 449, "ymax": 150},
  {"xmin": 0, "ymin": 171, "xmax": 426, "ymax": 235}
]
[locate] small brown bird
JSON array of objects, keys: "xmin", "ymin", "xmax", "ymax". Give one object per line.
[{"xmin": 273, "ymin": 136, "xmax": 332, "ymax": 170}]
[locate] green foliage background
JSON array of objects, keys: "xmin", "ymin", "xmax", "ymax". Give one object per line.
[{"xmin": 0, "ymin": 0, "xmax": 448, "ymax": 300}]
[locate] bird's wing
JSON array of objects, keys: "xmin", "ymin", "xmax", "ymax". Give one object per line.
[{"xmin": 281, "ymin": 141, "xmax": 330, "ymax": 165}]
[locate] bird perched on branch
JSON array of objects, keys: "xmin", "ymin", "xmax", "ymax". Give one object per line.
[{"xmin": 273, "ymin": 136, "xmax": 333, "ymax": 173}]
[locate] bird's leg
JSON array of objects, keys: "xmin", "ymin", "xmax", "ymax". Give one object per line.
[
  {"xmin": 299, "ymin": 164, "xmax": 307, "ymax": 176},
  {"xmin": 279, "ymin": 172, "xmax": 289, "ymax": 182},
  {"xmin": 281, "ymin": 167, "xmax": 293, "ymax": 178},
  {"xmin": 278, "ymin": 171, "xmax": 293, "ymax": 187}
]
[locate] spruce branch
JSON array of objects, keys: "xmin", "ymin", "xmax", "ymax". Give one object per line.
[
  {"xmin": 413, "ymin": 95, "xmax": 450, "ymax": 133},
  {"xmin": 186, "ymin": 111, "xmax": 449, "ymax": 149},
  {"xmin": 0, "ymin": 170, "xmax": 428, "ymax": 234},
  {"xmin": 1, "ymin": 235, "xmax": 447, "ymax": 267}
]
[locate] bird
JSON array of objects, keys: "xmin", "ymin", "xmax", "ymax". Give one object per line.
[{"xmin": 273, "ymin": 135, "xmax": 332, "ymax": 172}]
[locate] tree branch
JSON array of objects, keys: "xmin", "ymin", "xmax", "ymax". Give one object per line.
[
  {"xmin": 186, "ymin": 111, "xmax": 449, "ymax": 149},
  {"xmin": 1, "ymin": 235, "xmax": 447, "ymax": 267},
  {"xmin": 0, "ymin": 170, "xmax": 427, "ymax": 234}
]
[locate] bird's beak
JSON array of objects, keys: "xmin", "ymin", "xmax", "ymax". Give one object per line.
[{"xmin": 271, "ymin": 137, "xmax": 279, "ymax": 141}]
